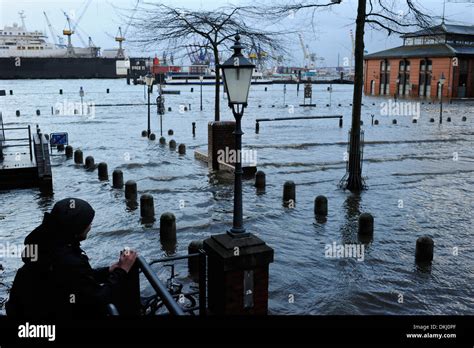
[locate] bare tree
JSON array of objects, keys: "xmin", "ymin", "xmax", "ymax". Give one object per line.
[
  {"xmin": 253, "ymin": 0, "xmax": 433, "ymax": 192},
  {"xmin": 128, "ymin": 3, "xmax": 287, "ymax": 121}
]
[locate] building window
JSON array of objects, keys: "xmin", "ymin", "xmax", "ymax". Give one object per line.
[
  {"xmin": 379, "ymin": 60, "xmax": 390, "ymax": 95},
  {"xmin": 419, "ymin": 59, "xmax": 432, "ymax": 97},
  {"xmin": 398, "ymin": 60, "xmax": 411, "ymax": 96}
]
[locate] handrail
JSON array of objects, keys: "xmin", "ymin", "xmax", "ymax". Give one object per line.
[
  {"xmin": 255, "ymin": 115, "xmax": 343, "ymax": 133},
  {"xmin": 136, "ymin": 255, "xmax": 185, "ymax": 316},
  {"xmin": 27, "ymin": 125, "xmax": 32, "ymax": 162},
  {"xmin": 1, "ymin": 126, "xmax": 30, "ymax": 131},
  {"xmin": 0, "ymin": 123, "xmax": 34, "ymax": 161},
  {"xmin": 149, "ymin": 252, "xmax": 200, "ymax": 266},
  {"xmin": 148, "ymin": 251, "xmax": 207, "ymax": 316},
  {"xmin": 38, "ymin": 131, "xmax": 47, "ymax": 173},
  {"xmin": 0, "ymin": 113, "xmax": 5, "ymax": 141}
]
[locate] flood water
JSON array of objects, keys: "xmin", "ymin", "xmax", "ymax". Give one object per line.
[{"xmin": 0, "ymin": 79, "xmax": 473, "ymax": 315}]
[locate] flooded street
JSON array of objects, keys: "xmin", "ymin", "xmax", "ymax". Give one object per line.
[{"xmin": 1, "ymin": 79, "xmax": 473, "ymax": 315}]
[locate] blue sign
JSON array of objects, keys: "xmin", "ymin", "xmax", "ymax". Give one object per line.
[{"xmin": 50, "ymin": 132, "xmax": 68, "ymax": 146}]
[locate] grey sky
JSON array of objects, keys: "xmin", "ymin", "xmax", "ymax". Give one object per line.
[{"xmin": 0, "ymin": 0, "xmax": 472, "ymax": 66}]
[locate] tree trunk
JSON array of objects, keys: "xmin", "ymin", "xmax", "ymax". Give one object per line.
[
  {"xmin": 345, "ymin": 0, "xmax": 366, "ymax": 192},
  {"xmin": 214, "ymin": 47, "xmax": 221, "ymax": 121}
]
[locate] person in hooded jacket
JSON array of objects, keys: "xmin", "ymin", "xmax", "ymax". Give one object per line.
[{"xmin": 6, "ymin": 198, "xmax": 139, "ymax": 318}]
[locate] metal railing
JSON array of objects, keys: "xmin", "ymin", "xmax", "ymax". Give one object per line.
[
  {"xmin": 148, "ymin": 250, "xmax": 207, "ymax": 316},
  {"xmin": 128, "ymin": 250, "xmax": 207, "ymax": 316},
  {"xmin": 255, "ymin": 115, "xmax": 343, "ymax": 133},
  {"xmin": 0, "ymin": 123, "xmax": 33, "ymax": 162},
  {"xmin": 136, "ymin": 255, "xmax": 185, "ymax": 316}
]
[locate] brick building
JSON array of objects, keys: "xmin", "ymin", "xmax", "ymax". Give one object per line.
[{"xmin": 364, "ymin": 23, "xmax": 474, "ymax": 99}]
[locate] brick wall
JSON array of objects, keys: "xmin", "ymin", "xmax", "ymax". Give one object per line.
[
  {"xmin": 365, "ymin": 57, "xmax": 455, "ymax": 98},
  {"xmin": 207, "ymin": 121, "xmax": 236, "ymax": 170},
  {"xmin": 206, "ymin": 259, "xmax": 269, "ymax": 315}
]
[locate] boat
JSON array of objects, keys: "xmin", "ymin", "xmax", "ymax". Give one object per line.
[
  {"xmin": 164, "ymin": 66, "xmax": 272, "ymax": 85},
  {"xmin": 0, "ymin": 11, "xmax": 129, "ymax": 79}
]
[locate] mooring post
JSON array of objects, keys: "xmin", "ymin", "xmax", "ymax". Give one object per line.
[
  {"xmin": 98, "ymin": 162, "xmax": 108, "ymax": 181},
  {"xmin": 358, "ymin": 213, "xmax": 374, "ymax": 236},
  {"xmin": 283, "ymin": 181, "xmax": 296, "ymax": 207},
  {"xmin": 112, "ymin": 169, "xmax": 124, "ymax": 189},
  {"xmin": 415, "ymin": 236, "xmax": 434, "ymax": 263},
  {"xmin": 74, "ymin": 149, "xmax": 83, "ymax": 164},
  {"xmin": 255, "ymin": 171, "xmax": 266, "ymax": 190},
  {"xmin": 140, "ymin": 194, "xmax": 155, "ymax": 224},
  {"xmin": 84, "ymin": 156, "xmax": 95, "ymax": 170},
  {"xmin": 160, "ymin": 213, "xmax": 176, "ymax": 251},
  {"xmin": 314, "ymin": 195, "xmax": 328, "ymax": 217},
  {"xmin": 188, "ymin": 240, "xmax": 203, "ymax": 281},
  {"xmin": 125, "ymin": 180, "xmax": 137, "ymax": 201}
]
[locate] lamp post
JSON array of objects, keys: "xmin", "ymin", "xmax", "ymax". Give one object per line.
[
  {"xmin": 79, "ymin": 86, "xmax": 84, "ymax": 115},
  {"xmin": 328, "ymin": 83, "xmax": 333, "ymax": 106},
  {"xmin": 200, "ymin": 75, "xmax": 204, "ymax": 111},
  {"xmin": 439, "ymin": 72, "xmax": 445, "ymax": 124},
  {"xmin": 220, "ymin": 34, "xmax": 255, "ymax": 237},
  {"xmin": 145, "ymin": 72, "xmax": 154, "ymax": 137}
]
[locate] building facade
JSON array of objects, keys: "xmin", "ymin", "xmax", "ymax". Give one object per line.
[{"xmin": 364, "ymin": 24, "xmax": 474, "ymax": 99}]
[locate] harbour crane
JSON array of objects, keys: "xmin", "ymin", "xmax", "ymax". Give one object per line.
[
  {"xmin": 43, "ymin": 11, "xmax": 58, "ymax": 46},
  {"xmin": 115, "ymin": 0, "xmax": 140, "ymax": 58},
  {"xmin": 62, "ymin": 13, "xmax": 75, "ymax": 56},
  {"xmin": 248, "ymin": 38, "xmax": 268, "ymax": 72},
  {"xmin": 62, "ymin": 0, "xmax": 94, "ymax": 49},
  {"xmin": 298, "ymin": 33, "xmax": 310, "ymax": 69},
  {"xmin": 298, "ymin": 33, "xmax": 324, "ymax": 69}
]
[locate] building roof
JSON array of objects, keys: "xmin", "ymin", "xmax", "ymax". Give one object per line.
[
  {"xmin": 364, "ymin": 43, "xmax": 474, "ymax": 60},
  {"xmin": 401, "ymin": 24, "xmax": 474, "ymax": 38}
]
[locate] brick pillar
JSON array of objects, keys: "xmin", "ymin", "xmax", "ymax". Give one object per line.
[
  {"xmin": 208, "ymin": 121, "xmax": 235, "ymax": 170},
  {"xmin": 203, "ymin": 233, "xmax": 274, "ymax": 315}
]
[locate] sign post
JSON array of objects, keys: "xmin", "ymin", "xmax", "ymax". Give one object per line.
[{"xmin": 49, "ymin": 132, "xmax": 69, "ymax": 153}]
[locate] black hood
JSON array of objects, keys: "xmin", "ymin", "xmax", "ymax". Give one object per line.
[{"xmin": 22, "ymin": 198, "xmax": 95, "ymax": 264}]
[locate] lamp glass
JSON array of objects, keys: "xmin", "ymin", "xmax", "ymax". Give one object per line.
[
  {"xmin": 145, "ymin": 73, "xmax": 154, "ymax": 87},
  {"xmin": 439, "ymin": 73, "xmax": 446, "ymax": 86},
  {"xmin": 222, "ymin": 66, "xmax": 253, "ymax": 104}
]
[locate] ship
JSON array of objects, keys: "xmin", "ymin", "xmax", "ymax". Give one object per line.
[
  {"xmin": 164, "ymin": 65, "xmax": 272, "ymax": 85},
  {"xmin": 0, "ymin": 11, "xmax": 129, "ymax": 79}
]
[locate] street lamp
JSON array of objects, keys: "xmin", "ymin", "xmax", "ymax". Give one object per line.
[
  {"xmin": 220, "ymin": 33, "xmax": 255, "ymax": 237},
  {"xmin": 327, "ymin": 83, "xmax": 333, "ymax": 106},
  {"xmin": 200, "ymin": 75, "xmax": 204, "ymax": 111},
  {"xmin": 79, "ymin": 86, "xmax": 84, "ymax": 115},
  {"xmin": 145, "ymin": 72, "xmax": 155, "ymax": 137},
  {"xmin": 439, "ymin": 72, "xmax": 446, "ymax": 124}
]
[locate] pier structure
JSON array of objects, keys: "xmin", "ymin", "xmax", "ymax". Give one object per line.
[{"xmin": 0, "ymin": 115, "xmax": 52, "ymax": 192}]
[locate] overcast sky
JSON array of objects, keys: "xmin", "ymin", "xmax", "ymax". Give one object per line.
[{"xmin": 0, "ymin": 0, "xmax": 472, "ymax": 66}]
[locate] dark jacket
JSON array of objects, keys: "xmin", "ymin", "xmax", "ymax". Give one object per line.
[{"xmin": 6, "ymin": 210, "xmax": 128, "ymax": 319}]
